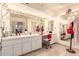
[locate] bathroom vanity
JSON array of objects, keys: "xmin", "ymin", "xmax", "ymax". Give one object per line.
[{"xmin": 0, "ymin": 34, "xmax": 42, "ymax": 56}]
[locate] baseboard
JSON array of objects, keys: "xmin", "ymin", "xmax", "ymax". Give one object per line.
[{"xmin": 20, "ymin": 48, "xmax": 42, "ymax": 56}]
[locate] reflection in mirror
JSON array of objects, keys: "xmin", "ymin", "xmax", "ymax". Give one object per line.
[
  {"xmin": 60, "ymin": 23, "xmax": 72, "ymax": 42},
  {"xmin": 11, "ymin": 21, "xmax": 23, "ymax": 34},
  {"xmin": 48, "ymin": 21, "xmax": 53, "ymax": 31},
  {"xmin": 15, "ymin": 22, "xmax": 23, "ymax": 33}
]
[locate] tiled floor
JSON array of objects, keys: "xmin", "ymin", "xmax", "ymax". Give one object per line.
[{"xmin": 25, "ymin": 44, "xmax": 79, "ymax": 56}]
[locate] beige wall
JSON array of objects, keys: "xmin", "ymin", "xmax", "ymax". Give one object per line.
[{"xmin": 3, "ymin": 13, "xmax": 11, "ymax": 33}]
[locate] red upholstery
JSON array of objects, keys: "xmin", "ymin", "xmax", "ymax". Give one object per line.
[{"xmin": 47, "ymin": 34, "xmax": 52, "ymax": 41}]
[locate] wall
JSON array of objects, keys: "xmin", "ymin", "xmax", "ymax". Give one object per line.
[
  {"xmin": 74, "ymin": 17, "xmax": 79, "ymax": 49},
  {"xmin": 52, "ymin": 17, "xmax": 70, "ymax": 44},
  {"xmin": 53, "ymin": 19, "xmax": 60, "ymax": 42},
  {"xmin": 3, "ymin": 13, "xmax": 10, "ymax": 32}
]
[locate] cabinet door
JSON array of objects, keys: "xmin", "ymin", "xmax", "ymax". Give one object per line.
[
  {"xmin": 0, "ymin": 51, "xmax": 2, "ymax": 56},
  {"xmin": 31, "ymin": 37, "xmax": 37, "ymax": 50},
  {"xmin": 13, "ymin": 44, "xmax": 22, "ymax": 56},
  {"xmin": 31, "ymin": 36, "xmax": 42, "ymax": 51},
  {"xmin": 35, "ymin": 37, "xmax": 42, "ymax": 49},
  {"xmin": 2, "ymin": 46, "xmax": 13, "ymax": 56},
  {"xmin": 13, "ymin": 38, "xmax": 22, "ymax": 56},
  {"xmin": 22, "ymin": 37, "xmax": 31, "ymax": 54}
]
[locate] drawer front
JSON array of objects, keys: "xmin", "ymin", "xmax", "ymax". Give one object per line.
[{"xmin": 36, "ymin": 39, "xmax": 42, "ymax": 49}]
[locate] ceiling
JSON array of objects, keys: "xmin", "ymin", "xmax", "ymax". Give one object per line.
[{"xmin": 24, "ymin": 3, "xmax": 79, "ymax": 17}]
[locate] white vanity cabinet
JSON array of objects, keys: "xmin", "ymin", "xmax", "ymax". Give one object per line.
[
  {"xmin": 22, "ymin": 37, "xmax": 31, "ymax": 54},
  {"xmin": 31, "ymin": 36, "xmax": 42, "ymax": 51},
  {"xmin": 1, "ymin": 35, "xmax": 42, "ymax": 56}
]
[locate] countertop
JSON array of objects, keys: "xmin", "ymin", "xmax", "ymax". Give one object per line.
[{"xmin": 2, "ymin": 34, "xmax": 41, "ymax": 41}]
